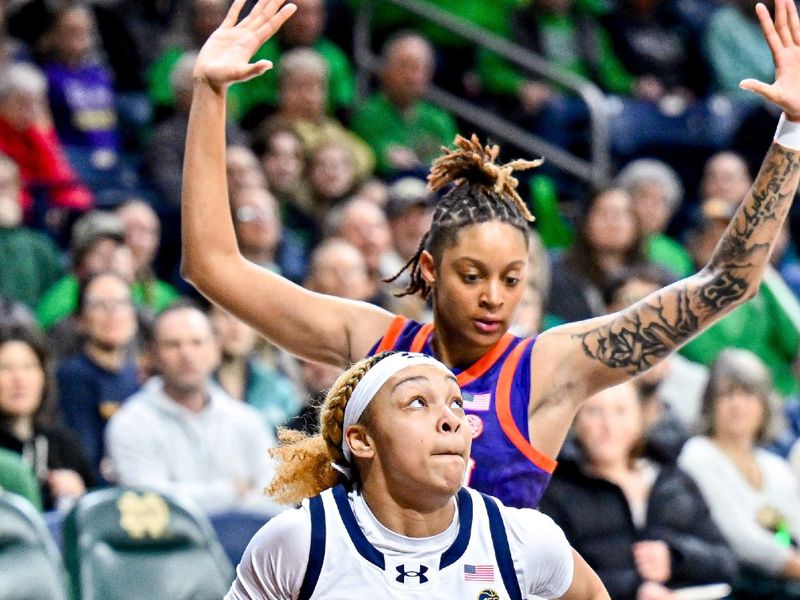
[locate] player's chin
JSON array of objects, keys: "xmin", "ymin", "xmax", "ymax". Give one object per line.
[{"xmin": 431, "ymin": 459, "xmax": 468, "ymax": 492}]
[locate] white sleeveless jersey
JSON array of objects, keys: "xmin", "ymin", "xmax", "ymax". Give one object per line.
[{"xmin": 226, "ymin": 486, "xmax": 573, "ymax": 600}]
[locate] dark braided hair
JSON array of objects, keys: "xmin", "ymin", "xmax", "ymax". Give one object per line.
[{"xmin": 386, "ymin": 134, "xmax": 542, "ymax": 299}]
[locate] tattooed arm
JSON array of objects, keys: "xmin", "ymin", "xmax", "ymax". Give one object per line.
[{"xmin": 527, "ymin": 0, "xmax": 800, "ymax": 457}]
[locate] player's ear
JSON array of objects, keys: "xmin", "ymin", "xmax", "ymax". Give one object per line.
[
  {"xmin": 346, "ymin": 425, "xmax": 375, "ymax": 460},
  {"xmin": 419, "ymin": 250, "xmax": 436, "ymax": 287}
]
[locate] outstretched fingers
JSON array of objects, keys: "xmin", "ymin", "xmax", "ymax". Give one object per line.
[
  {"xmin": 256, "ymin": 2, "xmax": 297, "ymax": 40},
  {"xmin": 788, "ymin": 0, "xmax": 800, "ymax": 45},
  {"xmin": 223, "ymin": 0, "xmax": 248, "ymax": 27},
  {"xmin": 241, "ymin": 0, "xmax": 287, "ymax": 30},
  {"xmin": 774, "ymin": 0, "xmax": 794, "ymax": 47},
  {"xmin": 758, "ymin": 1, "xmax": 786, "ymax": 60}
]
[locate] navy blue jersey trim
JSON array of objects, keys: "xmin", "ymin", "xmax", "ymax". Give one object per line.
[
  {"xmin": 332, "ymin": 485, "xmax": 386, "ymax": 569},
  {"xmin": 481, "ymin": 494, "xmax": 523, "ymax": 600},
  {"xmin": 298, "ymin": 495, "xmax": 326, "ymax": 600},
  {"xmin": 439, "ymin": 488, "xmax": 473, "ymax": 569}
]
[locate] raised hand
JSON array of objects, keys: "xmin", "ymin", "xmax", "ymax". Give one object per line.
[
  {"xmin": 192, "ymin": 0, "xmax": 296, "ymax": 93},
  {"xmin": 740, "ymin": 0, "xmax": 800, "ymax": 120}
]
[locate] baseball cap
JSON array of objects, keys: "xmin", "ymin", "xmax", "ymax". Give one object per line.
[
  {"xmin": 70, "ymin": 210, "xmax": 125, "ymax": 260},
  {"xmin": 385, "ymin": 177, "xmax": 435, "ymax": 219}
]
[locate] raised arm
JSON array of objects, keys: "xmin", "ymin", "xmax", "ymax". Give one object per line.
[
  {"xmin": 181, "ymin": 0, "xmax": 393, "ymax": 367},
  {"xmin": 529, "ymin": 0, "xmax": 800, "ymax": 456}
]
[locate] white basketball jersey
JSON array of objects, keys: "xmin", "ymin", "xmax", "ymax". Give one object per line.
[{"xmin": 298, "ymin": 486, "xmax": 524, "ymax": 600}]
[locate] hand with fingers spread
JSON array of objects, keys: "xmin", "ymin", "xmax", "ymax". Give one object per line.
[
  {"xmin": 740, "ymin": 0, "xmax": 800, "ymax": 120},
  {"xmin": 192, "ymin": 0, "xmax": 297, "ymax": 94}
]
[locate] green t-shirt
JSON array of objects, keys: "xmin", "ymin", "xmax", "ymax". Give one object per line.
[
  {"xmin": 645, "ymin": 233, "xmax": 694, "ymax": 279},
  {"xmin": 148, "ymin": 47, "xmax": 248, "ymax": 120},
  {"xmin": 680, "ymin": 275, "xmax": 800, "ymax": 397},
  {"xmin": 350, "ymin": 93, "xmax": 458, "ymax": 174},
  {"xmin": 233, "ymin": 37, "xmax": 356, "ymax": 119},
  {"xmin": 36, "ymin": 275, "xmax": 180, "ymax": 331},
  {"xmin": 0, "ymin": 227, "xmax": 65, "ymax": 309},
  {"xmin": 477, "ymin": 12, "xmax": 634, "ymax": 98},
  {"xmin": 0, "ymin": 448, "xmax": 42, "ymax": 511}
]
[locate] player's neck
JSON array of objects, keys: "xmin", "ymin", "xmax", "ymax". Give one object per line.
[
  {"xmin": 431, "ymin": 314, "xmax": 492, "ymax": 370},
  {"xmin": 360, "ymin": 484, "xmax": 455, "ymax": 538}
]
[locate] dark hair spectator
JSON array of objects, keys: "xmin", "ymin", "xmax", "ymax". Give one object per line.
[
  {"xmin": 56, "ymin": 272, "xmax": 140, "ymax": 482},
  {"xmin": 0, "ymin": 324, "xmax": 93, "ymax": 510},
  {"xmin": 547, "ymin": 186, "xmax": 647, "ymax": 322}
]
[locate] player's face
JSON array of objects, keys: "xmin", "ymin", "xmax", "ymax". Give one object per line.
[
  {"xmin": 359, "ymin": 365, "xmax": 471, "ymax": 502},
  {"xmin": 429, "ymin": 222, "xmax": 528, "ymax": 351}
]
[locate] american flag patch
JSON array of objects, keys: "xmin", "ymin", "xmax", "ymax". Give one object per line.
[
  {"xmin": 464, "ymin": 392, "xmax": 491, "ymax": 412},
  {"xmin": 464, "ymin": 564, "xmax": 494, "ymax": 581}
]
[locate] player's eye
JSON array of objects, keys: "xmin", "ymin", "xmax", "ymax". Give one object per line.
[
  {"xmin": 408, "ymin": 396, "xmax": 426, "ymax": 408},
  {"xmin": 450, "ymin": 397, "xmax": 464, "ymax": 410}
]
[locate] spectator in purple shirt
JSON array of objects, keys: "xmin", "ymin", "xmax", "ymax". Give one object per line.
[{"xmin": 40, "ymin": 5, "xmax": 119, "ymax": 158}]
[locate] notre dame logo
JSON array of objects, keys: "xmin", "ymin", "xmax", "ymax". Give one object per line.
[
  {"xmin": 117, "ymin": 491, "xmax": 170, "ymax": 539},
  {"xmin": 477, "ymin": 590, "xmax": 500, "ymax": 600},
  {"xmin": 396, "ymin": 564, "xmax": 429, "ymax": 584}
]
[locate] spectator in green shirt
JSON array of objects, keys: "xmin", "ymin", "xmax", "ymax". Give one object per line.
[
  {"xmin": 478, "ymin": 0, "xmax": 638, "ymax": 107},
  {"xmin": 233, "ymin": 0, "xmax": 356, "ymax": 124},
  {"xmin": 615, "ymin": 159, "xmax": 694, "ymax": 279},
  {"xmin": 0, "ymin": 154, "xmax": 64, "ymax": 309},
  {"xmin": 268, "ymin": 48, "xmax": 374, "ymax": 178},
  {"xmin": 148, "ymin": 0, "xmax": 246, "ymax": 120},
  {"xmin": 351, "ymin": 32, "xmax": 458, "ymax": 176},
  {"xmin": 36, "ymin": 210, "xmax": 174, "ymax": 331},
  {"xmin": 114, "ymin": 199, "xmax": 178, "ymax": 313}
]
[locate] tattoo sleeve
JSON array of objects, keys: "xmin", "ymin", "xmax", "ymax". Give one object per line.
[{"xmin": 576, "ymin": 143, "xmax": 800, "ymax": 375}]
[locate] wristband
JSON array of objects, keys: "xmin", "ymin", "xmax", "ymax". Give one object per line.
[{"xmin": 774, "ymin": 113, "xmax": 800, "ymax": 150}]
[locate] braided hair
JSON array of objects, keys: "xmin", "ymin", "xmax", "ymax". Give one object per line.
[
  {"xmin": 266, "ymin": 352, "xmax": 391, "ymax": 504},
  {"xmin": 386, "ymin": 134, "xmax": 542, "ymax": 299}
]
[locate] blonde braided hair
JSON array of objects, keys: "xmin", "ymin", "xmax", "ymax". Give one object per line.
[{"xmin": 265, "ymin": 353, "xmax": 388, "ymax": 504}]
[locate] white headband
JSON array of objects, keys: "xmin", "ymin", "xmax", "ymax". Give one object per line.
[{"xmin": 338, "ymin": 352, "xmax": 453, "ymax": 471}]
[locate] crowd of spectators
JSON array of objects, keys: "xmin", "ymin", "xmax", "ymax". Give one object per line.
[{"xmin": 1, "ymin": 0, "xmax": 800, "ymax": 597}]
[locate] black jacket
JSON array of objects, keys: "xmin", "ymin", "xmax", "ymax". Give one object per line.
[
  {"xmin": 539, "ymin": 442, "xmax": 737, "ymax": 600},
  {"xmin": 0, "ymin": 423, "xmax": 93, "ymax": 510}
]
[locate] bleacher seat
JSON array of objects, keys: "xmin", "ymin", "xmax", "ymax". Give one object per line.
[
  {"xmin": 0, "ymin": 491, "xmax": 69, "ymax": 600},
  {"xmin": 63, "ymin": 487, "xmax": 234, "ymax": 600}
]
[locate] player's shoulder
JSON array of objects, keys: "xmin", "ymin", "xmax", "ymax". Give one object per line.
[{"xmin": 243, "ymin": 503, "xmax": 312, "ymax": 566}]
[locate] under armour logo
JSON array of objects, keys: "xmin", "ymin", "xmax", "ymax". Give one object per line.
[{"xmin": 396, "ymin": 564, "xmax": 429, "ymax": 584}]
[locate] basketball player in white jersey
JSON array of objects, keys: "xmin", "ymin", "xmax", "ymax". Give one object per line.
[{"xmin": 225, "ymin": 351, "xmax": 609, "ymax": 599}]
